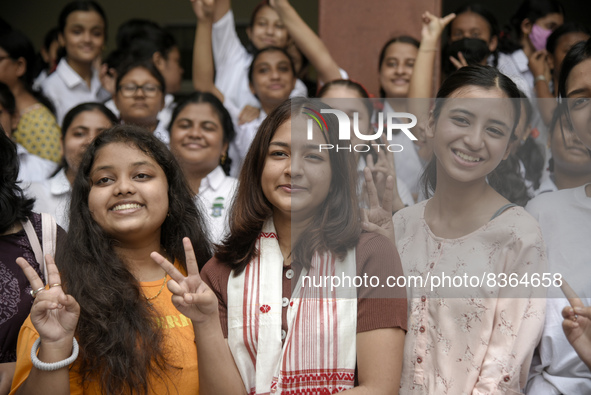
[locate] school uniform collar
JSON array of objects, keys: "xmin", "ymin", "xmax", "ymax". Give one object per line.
[
  {"xmin": 49, "ymin": 168, "xmax": 71, "ymax": 196},
  {"xmin": 56, "ymin": 58, "xmax": 101, "ymax": 94},
  {"xmin": 200, "ymin": 166, "xmax": 226, "ymax": 193}
]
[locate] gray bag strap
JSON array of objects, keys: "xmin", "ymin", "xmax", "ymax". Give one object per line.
[{"xmin": 20, "ymin": 214, "xmax": 57, "ymax": 284}]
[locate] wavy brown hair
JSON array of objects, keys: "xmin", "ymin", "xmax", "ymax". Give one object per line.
[
  {"xmin": 216, "ymin": 98, "xmax": 361, "ymax": 274},
  {"xmin": 57, "ymin": 125, "xmax": 212, "ymax": 394}
]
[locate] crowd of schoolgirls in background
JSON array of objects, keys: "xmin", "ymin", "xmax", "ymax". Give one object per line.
[{"xmin": 1, "ymin": 0, "xmax": 591, "ymax": 393}]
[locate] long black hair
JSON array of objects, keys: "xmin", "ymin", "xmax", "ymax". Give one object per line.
[
  {"xmin": 0, "ymin": 130, "xmax": 35, "ymax": 233},
  {"xmin": 57, "ymin": 125, "xmax": 212, "ymax": 394},
  {"xmin": 0, "ymin": 29, "xmax": 56, "ymax": 114},
  {"xmin": 421, "ymin": 65, "xmax": 521, "ymax": 198},
  {"xmin": 168, "ymin": 91, "xmax": 235, "ymax": 175}
]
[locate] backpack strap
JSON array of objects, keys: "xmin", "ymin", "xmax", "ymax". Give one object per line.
[
  {"xmin": 20, "ymin": 214, "xmax": 57, "ymax": 284},
  {"xmin": 41, "ymin": 213, "xmax": 57, "ymax": 281}
]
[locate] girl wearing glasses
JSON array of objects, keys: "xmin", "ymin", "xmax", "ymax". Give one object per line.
[
  {"xmin": 113, "ymin": 60, "xmax": 168, "ymax": 145},
  {"xmin": 526, "ymin": 38, "xmax": 591, "ymax": 393}
]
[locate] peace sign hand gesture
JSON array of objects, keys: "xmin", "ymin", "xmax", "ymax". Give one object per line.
[
  {"xmin": 361, "ymin": 167, "xmax": 396, "ymax": 244},
  {"xmin": 16, "ymin": 255, "xmax": 80, "ymax": 347},
  {"xmin": 151, "ymin": 238, "xmax": 218, "ymax": 324}
]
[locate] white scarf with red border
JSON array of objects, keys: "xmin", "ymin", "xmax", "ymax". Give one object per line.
[{"xmin": 227, "ymin": 220, "xmax": 357, "ymax": 394}]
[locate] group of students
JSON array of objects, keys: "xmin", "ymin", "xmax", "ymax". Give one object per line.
[{"xmin": 1, "ymin": 0, "xmax": 591, "ymax": 393}]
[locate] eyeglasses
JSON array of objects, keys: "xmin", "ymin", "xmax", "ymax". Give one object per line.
[{"xmin": 118, "ymin": 83, "xmax": 162, "ymax": 98}]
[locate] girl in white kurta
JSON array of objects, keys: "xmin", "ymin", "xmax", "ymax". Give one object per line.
[{"xmin": 394, "ymin": 65, "xmax": 547, "ymax": 394}]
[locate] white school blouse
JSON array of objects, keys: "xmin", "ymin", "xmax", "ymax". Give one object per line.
[
  {"xmin": 41, "ymin": 58, "xmax": 111, "ymax": 125},
  {"xmin": 26, "ymin": 168, "xmax": 71, "ymax": 230},
  {"xmin": 195, "ymin": 166, "xmax": 237, "ymax": 245},
  {"xmin": 211, "ymin": 10, "xmax": 308, "ymax": 112}
]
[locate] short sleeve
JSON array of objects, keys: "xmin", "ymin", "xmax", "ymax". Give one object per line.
[
  {"xmin": 355, "ymin": 233, "xmax": 407, "ymax": 333},
  {"xmin": 200, "ymin": 257, "xmax": 232, "ymax": 338}
]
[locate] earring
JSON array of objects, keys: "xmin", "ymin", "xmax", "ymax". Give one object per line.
[{"xmin": 220, "ymin": 152, "xmax": 227, "ymax": 165}]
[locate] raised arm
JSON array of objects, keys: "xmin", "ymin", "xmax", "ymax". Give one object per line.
[
  {"xmin": 151, "ymin": 238, "xmax": 246, "ymax": 395},
  {"xmin": 408, "ymin": 11, "xmax": 455, "ymax": 99},
  {"xmin": 191, "ymin": 0, "xmax": 224, "ymax": 101},
  {"xmin": 528, "ymin": 50, "xmax": 556, "ymax": 125},
  {"xmin": 212, "ymin": 0, "xmax": 229, "ymax": 23},
  {"xmin": 270, "ymin": 0, "xmax": 342, "ymax": 84},
  {"xmin": 12, "ymin": 256, "xmax": 80, "ymax": 395}
]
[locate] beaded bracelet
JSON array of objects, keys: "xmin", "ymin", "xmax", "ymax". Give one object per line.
[{"xmin": 30, "ymin": 337, "xmax": 79, "ymax": 371}]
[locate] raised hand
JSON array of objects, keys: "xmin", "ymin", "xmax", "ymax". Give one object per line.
[
  {"xmin": 16, "ymin": 255, "xmax": 80, "ymax": 346},
  {"xmin": 528, "ymin": 50, "xmax": 551, "ymax": 82},
  {"xmin": 365, "ymin": 142, "xmax": 405, "ymax": 213},
  {"xmin": 238, "ymin": 105, "xmax": 261, "ymax": 125},
  {"xmin": 190, "ymin": 0, "xmax": 215, "ymax": 22},
  {"xmin": 150, "ymin": 238, "xmax": 218, "ymax": 324},
  {"xmin": 449, "ymin": 50, "xmax": 469, "ymax": 70},
  {"xmin": 420, "ymin": 11, "xmax": 456, "ymax": 44},
  {"xmin": 561, "ymin": 281, "xmax": 591, "ymax": 369},
  {"xmin": 361, "ymin": 167, "xmax": 396, "ymax": 244}
]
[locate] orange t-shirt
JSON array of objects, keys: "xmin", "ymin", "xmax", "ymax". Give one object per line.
[{"xmin": 10, "ymin": 276, "xmax": 199, "ymax": 394}]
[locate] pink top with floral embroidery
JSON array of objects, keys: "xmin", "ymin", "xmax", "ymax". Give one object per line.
[{"xmin": 394, "ymin": 200, "xmax": 547, "ymax": 394}]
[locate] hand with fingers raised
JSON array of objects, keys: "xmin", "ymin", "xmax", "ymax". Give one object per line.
[
  {"xmin": 420, "ymin": 11, "xmax": 456, "ymax": 46},
  {"xmin": 365, "ymin": 143, "xmax": 405, "ymax": 213},
  {"xmin": 562, "ymin": 295, "xmax": 591, "ymax": 369},
  {"xmin": 361, "ymin": 167, "xmax": 396, "ymax": 244},
  {"xmin": 16, "ymin": 254, "xmax": 80, "ymax": 365},
  {"xmin": 190, "ymin": 0, "xmax": 215, "ymax": 22},
  {"xmin": 151, "ymin": 237, "xmax": 218, "ymax": 325}
]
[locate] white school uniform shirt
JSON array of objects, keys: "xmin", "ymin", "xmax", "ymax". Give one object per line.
[
  {"xmin": 41, "ymin": 58, "xmax": 111, "ymax": 125},
  {"xmin": 225, "ymin": 100, "xmax": 267, "ymax": 178},
  {"xmin": 373, "ymin": 101, "xmax": 424, "ymax": 198},
  {"xmin": 212, "ymin": 10, "xmax": 308, "ymax": 112},
  {"xmin": 27, "ymin": 168, "xmax": 71, "ymax": 230},
  {"xmin": 16, "ymin": 143, "xmax": 56, "ymax": 186},
  {"xmin": 32, "ymin": 69, "xmax": 48, "ymax": 91},
  {"xmin": 105, "ymin": 93, "xmax": 175, "ymax": 131},
  {"xmin": 525, "ymin": 184, "xmax": 591, "ymax": 394},
  {"xmin": 196, "ymin": 166, "xmax": 238, "ymax": 244}
]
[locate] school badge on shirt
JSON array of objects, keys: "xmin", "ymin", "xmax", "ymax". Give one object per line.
[{"xmin": 211, "ymin": 197, "xmax": 225, "ymax": 217}]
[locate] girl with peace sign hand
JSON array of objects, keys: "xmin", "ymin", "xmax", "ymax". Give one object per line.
[{"xmin": 10, "ymin": 125, "xmax": 212, "ymax": 395}]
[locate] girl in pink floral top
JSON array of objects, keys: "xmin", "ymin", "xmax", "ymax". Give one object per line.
[{"xmin": 394, "ymin": 65, "xmax": 547, "ymax": 394}]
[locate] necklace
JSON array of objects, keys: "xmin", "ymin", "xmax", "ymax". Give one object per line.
[{"xmin": 145, "ymin": 272, "xmax": 168, "ymax": 302}]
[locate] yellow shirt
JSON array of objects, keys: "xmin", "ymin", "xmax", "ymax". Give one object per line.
[
  {"xmin": 13, "ymin": 104, "xmax": 62, "ymax": 163},
  {"xmin": 10, "ymin": 276, "xmax": 199, "ymax": 394}
]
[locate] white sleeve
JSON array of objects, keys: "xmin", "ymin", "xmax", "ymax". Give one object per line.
[
  {"xmin": 290, "ymin": 78, "xmax": 309, "ymax": 98},
  {"xmin": 212, "ymin": 10, "xmax": 248, "ymax": 74}
]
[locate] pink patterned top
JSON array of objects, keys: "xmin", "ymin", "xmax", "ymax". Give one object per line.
[{"xmin": 394, "ymin": 200, "xmax": 547, "ymax": 394}]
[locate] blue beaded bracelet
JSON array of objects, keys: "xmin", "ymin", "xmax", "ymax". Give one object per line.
[{"xmin": 30, "ymin": 337, "xmax": 79, "ymax": 371}]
